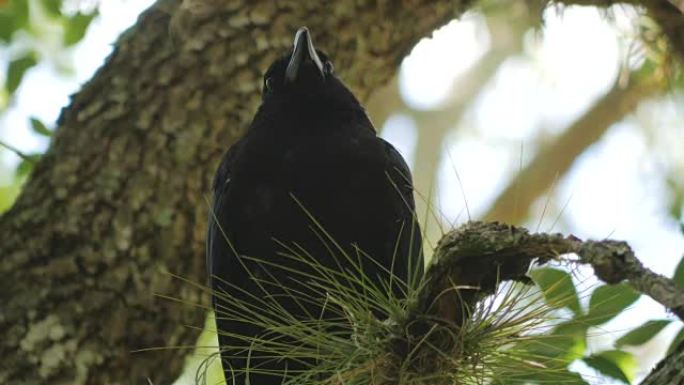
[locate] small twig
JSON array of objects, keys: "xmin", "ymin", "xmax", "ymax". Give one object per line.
[
  {"xmin": 576, "ymin": 240, "xmax": 684, "ymax": 320},
  {"xmin": 0, "ymin": 139, "xmax": 34, "ymax": 163}
]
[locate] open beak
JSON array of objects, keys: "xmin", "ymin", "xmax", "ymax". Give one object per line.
[{"xmin": 285, "ymin": 27, "xmax": 324, "ymax": 84}]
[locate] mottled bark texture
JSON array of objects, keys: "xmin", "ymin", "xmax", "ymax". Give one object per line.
[
  {"xmin": 0, "ymin": 1, "xmax": 470, "ymax": 384},
  {"xmin": 416, "ymin": 221, "xmax": 684, "ymax": 324}
]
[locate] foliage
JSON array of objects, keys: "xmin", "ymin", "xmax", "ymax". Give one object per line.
[
  {"xmin": 528, "ymin": 267, "xmax": 581, "ymax": 315},
  {"xmin": 523, "ymin": 261, "xmax": 684, "ymax": 385},
  {"xmin": 186, "ymin": 236, "xmax": 589, "ymax": 385},
  {"xmin": 615, "ymin": 319, "xmax": 672, "ymax": 348},
  {"xmin": 583, "ymin": 350, "xmax": 636, "ymax": 384},
  {"xmin": 523, "ymin": 268, "xmax": 641, "ymax": 384},
  {"xmin": 0, "ymin": 0, "xmax": 98, "ymax": 102},
  {"xmin": 187, "ymin": 254, "xmax": 684, "ymax": 385},
  {"xmin": 189, "ymin": 252, "xmax": 684, "ymax": 384},
  {"xmin": 0, "ymin": 0, "xmax": 97, "ymax": 213}
]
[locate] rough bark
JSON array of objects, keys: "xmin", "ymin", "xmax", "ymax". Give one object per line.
[
  {"xmin": 643, "ymin": 0, "xmax": 684, "ymax": 60},
  {"xmin": 0, "ymin": 1, "xmax": 471, "ymax": 384},
  {"xmin": 640, "ymin": 336, "xmax": 684, "ymax": 385}
]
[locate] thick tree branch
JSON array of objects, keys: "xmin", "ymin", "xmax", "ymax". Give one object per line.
[
  {"xmin": 416, "ymin": 221, "xmax": 684, "ymax": 325},
  {"xmin": 415, "ymin": 221, "xmax": 569, "ymax": 323},
  {"xmin": 644, "ymin": 0, "xmax": 684, "ymax": 60}
]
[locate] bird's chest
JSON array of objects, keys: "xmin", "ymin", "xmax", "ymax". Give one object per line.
[{"xmin": 232, "ymin": 134, "xmax": 387, "ymax": 221}]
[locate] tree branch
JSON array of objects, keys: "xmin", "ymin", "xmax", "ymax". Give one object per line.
[
  {"xmin": 578, "ymin": 240, "xmax": 684, "ymax": 319},
  {"xmin": 643, "ymin": 0, "xmax": 684, "ymax": 61},
  {"xmin": 416, "ymin": 221, "xmax": 684, "ymax": 324},
  {"xmin": 483, "ymin": 74, "xmax": 662, "ymax": 223}
]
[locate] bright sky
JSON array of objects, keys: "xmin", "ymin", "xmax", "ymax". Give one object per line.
[{"xmin": 1, "ymin": 2, "xmax": 682, "ymax": 384}]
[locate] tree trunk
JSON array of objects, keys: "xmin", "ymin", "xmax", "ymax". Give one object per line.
[{"xmin": 0, "ymin": 1, "xmax": 468, "ymax": 383}]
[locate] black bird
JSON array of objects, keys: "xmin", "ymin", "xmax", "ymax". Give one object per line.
[{"xmin": 207, "ymin": 27, "xmax": 423, "ymax": 384}]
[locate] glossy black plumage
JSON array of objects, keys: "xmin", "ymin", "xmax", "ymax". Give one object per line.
[{"xmin": 207, "ymin": 27, "xmax": 423, "ymax": 384}]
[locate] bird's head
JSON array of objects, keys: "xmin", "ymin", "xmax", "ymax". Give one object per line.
[{"xmin": 261, "ymin": 27, "xmax": 360, "ymax": 111}]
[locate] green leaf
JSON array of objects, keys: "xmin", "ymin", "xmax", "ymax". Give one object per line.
[
  {"xmin": 0, "ymin": 11, "xmax": 16, "ymax": 42},
  {"xmin": 616, "ymin": 319, "xmax": 672, "ymax": 348},
  {"xmin": 5, "ymin": 52, "xmax": 37, "ymax": 95},
  {"xmin": 673, "ymin": 255, "xmax": 684, "ymax": 288},
  {"xmin": 40, "ymin": 0, "xmax": 62, "ymax": 17},
  {"xmin": 583, "ymin": 350, "xmax": 636, "ymax": 384},
  {"xmin": 519, "ymin": 321, "xmax": 587, "ymax": 367},
  {"xmin": 16, "ymin": 153, "xmax": 42, "ymax": 178},
  {"xmin": 531, "ymin": 370, "xmax": 589, "ymax": 385},
  {"xmin": 0, "ymin": 182, "xmax": 22, "ymax": 214},
  {"xmin": 63, "ymin": 11, "xmax": 97, "ymax": 46},
  {"xmin": 553, "ymin": 321, "xmax": 588, "ymax": 360},
  {"xmin": 9, "ymin": 0, "xmax": 29, "ymax": 29},
  {"xmin": 528, "ymin": 267, "xmax": 582, "ymax": 315},
  {"xmin": 0, "ymin": 0, "xmax": 30, "ymax": 42},
  {"xmin": 667, "ymin": 326, "xmax": 684, "ymax": 355},
  {"xmin": 501, "ymin": 368, "xmax": 588, "ymax": 385},
  {"xmin": 30, "ymin": 117, "xmax": 52, "ymax": 136},
  {"xmin": 584, "ymin": 284, "xmax": 640, "ymax": 326}
]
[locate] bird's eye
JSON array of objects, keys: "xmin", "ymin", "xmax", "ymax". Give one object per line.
[
  {"xmin": 324, "ymin": 61, "xmax": 334, "ymax": 75},
  {"xmin": 264, "ymin": 77, "xmax": 274, "ymax": 92}
]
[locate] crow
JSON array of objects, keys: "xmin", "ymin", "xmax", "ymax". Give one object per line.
[{"xmin": 207, "ymin": 27, "xmax": 423, "ymax": 384}]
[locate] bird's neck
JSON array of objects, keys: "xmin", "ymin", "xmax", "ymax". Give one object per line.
[{"xmin": 251, "ymin": 101, "xmax": 372, "ymax": 138}]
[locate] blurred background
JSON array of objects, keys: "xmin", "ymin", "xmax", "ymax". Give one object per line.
[{"xmin": 1, "ymin": 0, "xmax": 682, "ymax": 384}]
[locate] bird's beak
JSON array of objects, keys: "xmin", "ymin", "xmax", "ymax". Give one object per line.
[{"xmin": 285, "ymin": 27, "xmax": 324, "ymax": 84}]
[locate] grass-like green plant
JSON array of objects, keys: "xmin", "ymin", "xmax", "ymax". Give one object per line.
[
  {"xmin": 192, "ymin": 226, "xmax": 586, "ymax": 384},
  {"xmin": 156, "ymin": 194, "xmax": 600, "ymax": 385}
]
